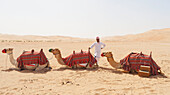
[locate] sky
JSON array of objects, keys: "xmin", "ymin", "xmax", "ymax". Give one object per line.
[{"xmin": 0, "ymin": 0, "xmax": 170, "ymax": 38}]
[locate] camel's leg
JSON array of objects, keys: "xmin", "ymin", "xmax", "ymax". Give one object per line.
[
  {"xmin": 65, "ymin": 65, "xmax": 72, "ymax": 69},
  {"xmin": 86, "ymin": 63, "xmax": 97, "ymax": 69},
  {"xmin": 15, "ymin": 67, "xmax": 21, "ymax": 71},
  {"xmin": 35, "ymin": 62, "xmax": 48, "ymax": 71},
  {"xmin": 45, "ymin": 62, "xmax": 52, "ymax": 69},
  {"xmin": 10, "ymin": 60, "xmax": 21, "ymax": 70},
  {"xmin": 14, "ymin": 63, "xmax": 21, "ymax": 71},
  {"xmin": 123, "ymin": 70, "xmax": 130, "ymax": 73}
]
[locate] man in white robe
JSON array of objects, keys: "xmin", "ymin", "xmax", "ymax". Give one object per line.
[{"xmin": 89, "ymin": 37, "xmax": 106, "ymax": 66}]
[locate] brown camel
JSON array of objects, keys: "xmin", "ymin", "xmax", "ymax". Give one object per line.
[
  {"xmin": 101, "ymin": 52, "xmax": 122, "ymax": 69},
  {"xmin": 2, "ymin": 48, "xmax": 51, "ymax": 71},
  {"xmin": 49, "ymin": 48, "xmax": 97, "ymax": 69},
  {"xmin": 101, "ymin": 52, "xmax": 130, "ymax": 73}
]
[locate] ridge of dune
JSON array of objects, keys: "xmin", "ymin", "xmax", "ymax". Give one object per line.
[
  {"xmin": 1, "ymin": 28, "xmax": 170, "ymax": 42},
  {"xmin": 0, "ymin": 34, "xmax": 92, "ymax": 42},
  {"xmin": 104, "ymin": 28, "xmax": 170, "ymax": 42}
]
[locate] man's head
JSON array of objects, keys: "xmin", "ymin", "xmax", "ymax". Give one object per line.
[{"xmin": 96, "ymin": 37, "xmax": 100, "ymax": 43}]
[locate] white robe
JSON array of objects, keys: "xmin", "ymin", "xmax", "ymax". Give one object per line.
[{"xmin": 90, "ymin": 42, "xmax": 106, "ymax": 58}]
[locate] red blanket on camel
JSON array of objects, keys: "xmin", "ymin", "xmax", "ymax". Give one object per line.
[
  {"xmin": 17, "ymin": 49, "xmax": 48, "ymax": 69},
  {"xmin": 62, "ymin": 50, "xmax": 97, "ymax": 67},
  {"xmin": 120, "ymin": 52, "xmax": 160, "ymax": 75}
]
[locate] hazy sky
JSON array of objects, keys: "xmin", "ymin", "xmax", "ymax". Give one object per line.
[{"xmin": 0, "ymin": 0, "xmax": 170, "ymax": 38}]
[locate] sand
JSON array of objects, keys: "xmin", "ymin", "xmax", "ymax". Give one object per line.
[{"xmin": 0, "ymin": 30, "xmax": 170, "ymax": 95}]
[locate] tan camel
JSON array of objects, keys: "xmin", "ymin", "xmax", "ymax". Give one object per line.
[
  {"xmin": 101, "ymin": 52, "xmax": 166, "ymax": 75},
  {"xmin": 101, "ymin": 52, "xmax": 122, "ymax": 69},
  {"xmin": 2, "ymin": 48, "xmax": 51, "ymax": 71},
  {"xmin": 49, "ymin": 48, "xmax": 97, "ymax": 69},
  {"xmin": 101, "ymin": 52, "xmax": 145, "ymax": 73},
  {"xmin": 101, "ymin": 52, "xmax": 131, "ymax": 73}
]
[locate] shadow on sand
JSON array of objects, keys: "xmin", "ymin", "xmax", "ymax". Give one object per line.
[
  {"xmin": 53, "ymin": 66, "xmax": 123, "ymax": 74},
  {"xmin": 99, "ymin": 67, "xmax": 123, "ymax": 74},
  {"xmin": 53, "ymin": 67, "xmax": 99, "ymax": 72},
  {"xmin": 53, "ymin": 66, "xmax": 168, "ymax": 78},
  {"xmin": 149, "ymin": 73, "xmax": 168, "ymax": 79},
  {"xmin": 1, "ymin": 68, "xmax": 51, "ymax": 74},
  {"xmin": 1, "ymin": 67, "xmax": 168, "ymax": 78}
]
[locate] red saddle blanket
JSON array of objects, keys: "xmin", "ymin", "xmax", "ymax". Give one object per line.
[
  {"xmin": 62, "ymin": 51, "xmax": 97, "ymax": 67},
  {"xmin": 120, "ymin": 52, "xmax": 160, "ymax": 75},
  {"xmin": 17, "ymin": 49, "xmax": 48, "ymax": 69}
]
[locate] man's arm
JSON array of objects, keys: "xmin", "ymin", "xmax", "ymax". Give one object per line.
[
  {"xmin": 89, "ymin": 43, "xmax": 96, "ymax": 49},
  {"xmin": 101, "ymin": 42, "xmax": 106, "ymax": 49}
]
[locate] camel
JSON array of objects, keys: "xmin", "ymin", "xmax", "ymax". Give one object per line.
[
  {"xmin": 49, "ymin": 48, "xmax": 97, "ymax": 69},
  {"xmin": 101, "ymin": 52, "xmax": 132, "ymax": 73},
  {"xmin": 101, "ymin": 52, "xmax": 122, "ymax": 69},
  {"xmin": 2, "ymin": 48, "xmax": 51, "ymax": 71},
  {"xmin": 101, "ymin": 52, "xmax": 163, "ymax": 75}
]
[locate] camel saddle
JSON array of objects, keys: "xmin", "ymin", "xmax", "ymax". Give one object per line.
[
  {"xmin": 120, "ymin": 52, "xmax": 161, "ymax": 75},
  {"xmin": 62, "ymin": 50, "xmax": 97, "ymax": 67},
  {"xmin": 17, "ymin": 49, "xmax": 48, "ymax": 69}
]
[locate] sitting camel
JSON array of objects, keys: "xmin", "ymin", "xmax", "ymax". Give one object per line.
[
  {"xmin": 49, "ymin": 48, "xmax": 97, "ymax": 69},
  {"xmin": 101, "ymin": 52, "xmax": 162, "ymax": 75},
  {"xmin": 2, "ymin": 48, "xmax": 51, "ymax": 71},
  {"xmin": 101, "ymin": 52, "xmax": 141, "ymax": 73}
]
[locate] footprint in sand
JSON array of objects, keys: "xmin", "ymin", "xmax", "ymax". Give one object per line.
[
  {"xmin": 95, "ymin": 88, "xmax": 106, "ymax": 92},
  {"xmin": 94, "ymin": 93, "xmax": 100, "ymax": 95},
  {"xmin": 150, "ymin": 89, "xmax": 155, "ymax": 92},
  {"xmin": 123, "ymin": 87, "xmax": 131, "ymax": 90},
  {"xmin": 140, "ymin": 86, "xmax": 151, "ymax": 89},
  {"xmin": 12, "ymin": 88, "xmax": 18, "ymax": 90},
  {"xmin": 61, "ymin": 80, "xmax": 73, "ymax": 85},
  {"xmin": 20, "ymin": 79, "xmax": 38, "ymax": 83},
  {"xmin": 0, "ymin": 87, "xmax": 8, "ymax": 90}
]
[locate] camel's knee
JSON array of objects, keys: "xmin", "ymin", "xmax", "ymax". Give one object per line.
[{"xmin": 35, "ymin": 64, "xmax": 48, "ymax": 71}]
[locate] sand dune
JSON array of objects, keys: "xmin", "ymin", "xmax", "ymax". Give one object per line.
[
  {"xmin": 104, "ymin": 28, "xmax": 170, "ymax": 42},
  {"xmin": 0, "ymin": 34, "xmax": 91, "ymax": 42},
  {"xmin": 1, "ymin": 28, "xmax": 170, "ymax": 42},
  {"xmin": 0, "ymin": 29, "xmax": 170, "ymax": 95}
]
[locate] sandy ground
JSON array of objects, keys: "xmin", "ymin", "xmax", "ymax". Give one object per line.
[{"xmin": 0, "ymin": 41, "xmax": 170, "ymax": 95}]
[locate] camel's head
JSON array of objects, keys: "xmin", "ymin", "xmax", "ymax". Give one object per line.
[
  {"xmin": 101, "ymin": 52, "xmax": 113, "ymax": 58},
  {"xmin": 49, "ymin": 48, "xmax": 61, "ymax": 55},
  {"xmin": 2, "ymin": 48, "xmax": 13, "ymax": 54}
]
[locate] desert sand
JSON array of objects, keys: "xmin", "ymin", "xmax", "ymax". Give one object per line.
[{"xmin": 0, "ymin": 29, "xmax": 170, "ymax": 95}]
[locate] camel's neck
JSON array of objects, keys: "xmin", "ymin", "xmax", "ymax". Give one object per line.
[
  {"xmin": 8, "ymin": 53, "xmax": 18, "ymax": 67},
  {"xmin": 54, "ymin": 54, "xmax": 65, "ymax": 65},
  {"xmin": 107, "ymin": 56, "xmax": 120, "ymax": 69}
]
